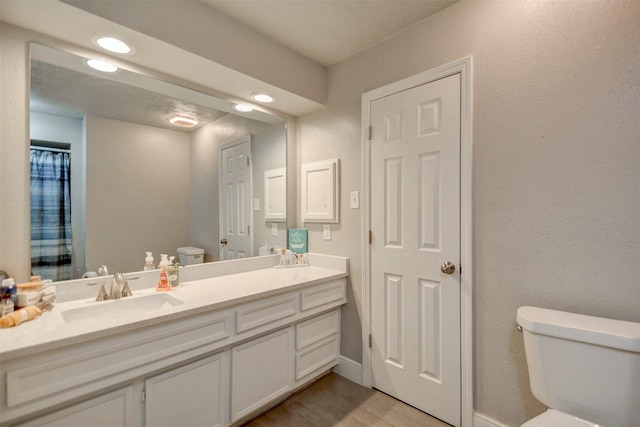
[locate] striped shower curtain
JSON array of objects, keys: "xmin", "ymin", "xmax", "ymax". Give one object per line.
[{"xmin": 30, "ymin": 149, "xmax": 73, "ymax": 281}]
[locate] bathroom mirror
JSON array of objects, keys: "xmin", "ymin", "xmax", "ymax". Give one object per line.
[{"xmin": 29, "ymin": 43, "xmax": 288, "ymax": 281}]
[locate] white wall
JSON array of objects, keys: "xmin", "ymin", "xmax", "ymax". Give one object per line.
[
  {"xmin": 297, "ymin": 1, "xmax": 640, "ymax": 425},
  {"xmin": 84, "ymin": 115, "xmax": 190, "ymax": 274},
  {"xmin": 251, "ymin": 124, "xmax": 287, "ymax": 252}
]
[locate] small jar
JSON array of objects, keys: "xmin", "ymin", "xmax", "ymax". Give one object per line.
[{"xmin": 1, "ymin": 297, "xmax": 14, "ymax": 316}]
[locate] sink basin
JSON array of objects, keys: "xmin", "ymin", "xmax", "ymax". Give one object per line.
[{"xmin": 61, "ymin": 293, "xmax": 183, "ymax": 324}]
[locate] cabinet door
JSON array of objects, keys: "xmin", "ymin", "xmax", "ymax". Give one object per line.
[
  {"xmin": 20, "ymin": 386, "xmax": 134, "ymax": 427},
  {"xmin": 231, "ymin": 327, "xmax": 293, "ymax": 422},
  {"xmin": 145, "ymin": 352, "xmax": 228, "ymax": 427}
]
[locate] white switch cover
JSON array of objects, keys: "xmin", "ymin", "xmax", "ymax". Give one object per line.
[
  {"xmin": 253, "ymin": 198, "xmax": 260, "ymax": 211},
  {"xmin": 323, "ymin": 224, "xmax": 331, "ymax": 240},
  {"xmin": 271, "ymin": 223, "xmax": 278, "ymax": 237},
  {"xmin": 350, "ymin": 191, "xmax": 360, "ymax": 209}
]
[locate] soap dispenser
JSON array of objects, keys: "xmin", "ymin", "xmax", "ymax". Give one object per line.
[
  {"xmin": 144, "ymin": 252, "xmax": 155, "ymax": 271},
  {"xmin": 158, "ymin": 254, "xmax": 169, "ymax": 270},
  {"xmin": 156, "ymin": 266, "xmax": 172, "ymax": 292}
]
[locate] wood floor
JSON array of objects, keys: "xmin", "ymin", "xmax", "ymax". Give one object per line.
[{"xmin": 242, "ymin": 373, "xmax": 452, "ymax": 427}]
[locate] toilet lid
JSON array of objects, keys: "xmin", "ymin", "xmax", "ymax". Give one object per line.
[{"xmin": 522, "ymin": 409, "xmax": 597, "ymax": 427}]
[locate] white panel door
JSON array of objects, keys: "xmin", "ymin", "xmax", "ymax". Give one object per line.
[
  {"xmin": 220, "ymin": 136, "xmax": 252, "ymax": 260},
  {"xmin": 370, "ymin": 74, "xmax": 461, "ymax": 426},
  {"xmin": 145, "ymin": 353, "xmax": 228, "ymax": 427},
  {"xmin": 230, "ymin": 328, "xmax": 293, "ymax": 422}
]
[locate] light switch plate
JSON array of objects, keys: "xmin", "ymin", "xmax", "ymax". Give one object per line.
[
  {"xmin": 350, "ymin": 191, "xmax": 359, "ymax": 209},
  {"xmin": 323, "ymin": 224, "xmax": 331, "ymax": 240},
  {"xmin": 253, "ymin": 198, "xmax": 260, "ymax": 211},
  {"xmin": 271, "ymin": 223, "xmax": 278, "ymax": 237}
]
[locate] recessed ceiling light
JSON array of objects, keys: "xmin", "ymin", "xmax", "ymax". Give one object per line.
[
  {"xmin": 234, "ymin": 104, "xmax": 254, "ymax": 112},
  {"xmin": 86, "ymin": 59, "xmax": 118, "ymax": 73},
  {"xmin": 95, "ymin": 36, "xmax": 132, "ymax": 54},
  {"xmin": 168, "ymin": 115, "xmax": 198, "ymax": 127},
  {"xmin": 251, "ymin": 94, "xmax": 274, "ymax": 103}
]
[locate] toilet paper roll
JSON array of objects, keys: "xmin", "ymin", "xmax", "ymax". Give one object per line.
[{"xmin": 82, "ymin": 271, "xmax": 98, "ymax": 278}]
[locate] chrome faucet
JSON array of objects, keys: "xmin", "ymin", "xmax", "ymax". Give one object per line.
[
  {"xmin": 110, "ymin": 272, "xmax": 124, "ymax": 300},
  {"xmin": 95, "ymin": 272, "xmax": 135, "ymax": 301}
]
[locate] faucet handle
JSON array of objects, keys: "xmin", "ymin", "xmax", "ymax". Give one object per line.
[
  {"xmin": 96, "ymin": 282, "xmax": 109, "ymax": 301},
  {"xmin": 121, "ymin": 280, "xmax": 133, "ymax": 297}
]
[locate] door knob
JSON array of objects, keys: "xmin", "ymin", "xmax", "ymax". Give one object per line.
[
  {"xmin": 441, "ymin": 261, "xmax": 456, "ymax": 275},
  {"xmin": 220, "ymin": 239, "xmax": 228, "ymax": 245}
]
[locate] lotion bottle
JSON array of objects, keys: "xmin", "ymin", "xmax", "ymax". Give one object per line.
[{"xmin": 168, "ymin": 256, "xmax": 179, "ymax": 287}]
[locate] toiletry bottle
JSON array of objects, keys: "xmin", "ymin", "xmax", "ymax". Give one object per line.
[
  {"xmin": 156, "ymin": 266, "xmax": 172, "ymax": 292},
  {"xmin": 1, "ymin": 299, "xmax": 14, "ymax": 316},
  {"xmin": 158, "ymin": 254, "xmax": 169, "ymax": 270},
  {"xmin": 144, "ymin": 252, "xmax": 155, "ymax": 270},
  {"xmin": 4, "ymin": 278, "xmax": 16, "ymax": 305},
  {"xmin": 168, "ymin": 256, "xmax": 179, "ymax": 287}
]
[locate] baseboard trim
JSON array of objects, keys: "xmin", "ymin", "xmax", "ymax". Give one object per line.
[
  {"xmin": 334, "ymin": 355, "xmax": 363, "ymax": 385},
  {"xmin": 474, "ymin": 412, "xmax": 511, "ymax": 427}
]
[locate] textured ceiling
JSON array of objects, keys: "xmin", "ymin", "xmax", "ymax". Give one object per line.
[
  {"xmin": 199, "ymin": 0, "xmax": 461, "ymax": 67},
  {"xmin": 30, "ymin": 60, "xmax": 230, "ymax": 133}
]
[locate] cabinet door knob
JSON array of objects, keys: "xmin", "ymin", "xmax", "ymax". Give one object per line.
[{"xmin": 441, "ymin": 261, "xmax": 456, "ymax": 275}]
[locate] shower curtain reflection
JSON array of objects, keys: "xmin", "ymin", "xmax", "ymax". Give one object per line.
[{"xmin": 30, "ymin": 147, "xmax": 72, "ymax": 281}]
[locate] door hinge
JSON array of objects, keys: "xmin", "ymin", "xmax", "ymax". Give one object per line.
[
  {"xmin": 247, "ymin": 157, "xmax": 250, "ymax": 166},
  {"xmin": 141, "ymin": 388, "xmax": 146, "ymax": 403},
  {"xmin": 368, "ymin": 230, "xmax": 372, "ymax": 244},
  {"xmin": 368, "ymin": 334, "xmax": 372, "ymax": 348},
  {"xmin": 459, "ymin": 264, "xmax": 462, "ymax": 275},
  {"xmin": 368, "ymin": 126, "xmax": 373, "ymax": 141},
  {"xmin": 248, "ymin": 225, "xmax": 250, "ymax": 235}
]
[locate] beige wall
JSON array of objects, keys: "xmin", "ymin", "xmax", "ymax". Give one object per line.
[
  {"xmin": 0, "ymin": 23, "xmax": 32, "ymax": 281},
  {"xmin": 2, "ymin": 2, "xmax": 639, "ymax": 425},
  {"xmin": 297, "ymin": 0, "xmax": 640, "ymax": 425},
  {"xmin": 190, "ymin": 114, "xmax": 287, "ymax": 262},
  {"xmin": 85, "ymin": 115, "xmax": 191, "ymax": 274}
]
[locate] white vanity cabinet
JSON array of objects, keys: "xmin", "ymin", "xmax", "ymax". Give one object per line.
[{"xmin": 0, "ymin": 275, "xmax": 347, "ymax": 427}]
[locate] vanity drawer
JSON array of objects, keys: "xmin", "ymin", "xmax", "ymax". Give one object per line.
[
  {"xmin": 235, "ymin": 294, "xmax": 298, "ymax": 333},
  {"xmin": 18, "ymin": 386, "xmax": 135, "ymax": 427},
  {"xmin": 5, "ymin": 311, "xmax": 232, "ymax": 409},
  {"xmin": 295, "ymin": 334, "xmax": 339, "ymax": 381},
  {"xmin": 296, "ymin": 310, "xmax": 339, "ymax": 350},
  {"xmin": 300, "ymin": 279, "xmax": 346, "ymax": 312}
]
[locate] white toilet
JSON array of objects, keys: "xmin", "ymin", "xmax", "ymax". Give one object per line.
[
  {"xmin": 177, "ymin": 246, "xmax": 204, "ymax": 266},
  {"xmin": 517, "ymin": 306, "xmax": 640, "ymax": 427}
]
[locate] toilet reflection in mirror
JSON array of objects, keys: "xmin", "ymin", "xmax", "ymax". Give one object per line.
[{"xmin": 29, "ymin": 43, "xmax": 288, "ymax": 281}]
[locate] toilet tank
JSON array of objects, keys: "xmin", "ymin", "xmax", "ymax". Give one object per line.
[{"xmin": 517, "ymin": 306, "xmax": 640, "ymax": 427}]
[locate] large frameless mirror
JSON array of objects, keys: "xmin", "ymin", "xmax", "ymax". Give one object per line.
[{"xmin": 29, "ymin": 43, "xmax": 287, "ymax": 281}]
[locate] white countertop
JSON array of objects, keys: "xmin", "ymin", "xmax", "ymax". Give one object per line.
[{"xmin": 0, "ymin": 263, "xmax": 347, "ymax": 360}]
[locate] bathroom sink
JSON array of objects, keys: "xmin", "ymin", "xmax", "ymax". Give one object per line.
[{"xmin": 61, "ymin": 293, "xmax": 184, "ymax": 324}]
